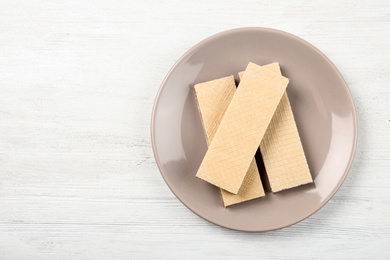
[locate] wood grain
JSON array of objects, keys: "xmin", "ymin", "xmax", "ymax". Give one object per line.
[{"xmin": 0, "ymin": 0, "xmax": 389, "ymax": 259}]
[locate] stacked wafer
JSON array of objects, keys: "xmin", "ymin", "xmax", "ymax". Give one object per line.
[{"xmin": 194, "ymin": 62, "xmax": 312, "ymax": 207}]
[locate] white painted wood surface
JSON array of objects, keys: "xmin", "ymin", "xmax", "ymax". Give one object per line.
[{"xmin": 0, "ymin": 1, "xmax": 389, "ymax": 259}]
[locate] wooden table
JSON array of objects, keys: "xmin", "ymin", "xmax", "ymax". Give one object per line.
[{"xmin": 1, "ymin": 1, "xmax": 389, "ymax": 258}]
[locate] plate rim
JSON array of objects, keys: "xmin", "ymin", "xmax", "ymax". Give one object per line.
[{"xmin": 150, "ymin": 27, "xmax": 358, "ymax": 232}]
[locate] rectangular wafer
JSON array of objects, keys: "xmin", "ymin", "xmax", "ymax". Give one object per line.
[
  {"xmin": 260, "ymin": 93, "xmax": 313, "ymax": 191},
  {"xmin": 194, "ymin": 75, "xmax": 265, "ymax": 207},
  {"xmin": 196, "ymin": 62, "xmax": 289, "ymax": 194},
  {"xmin": 239, "ymin": 66, "xmax": 312, "ymax": 192}
]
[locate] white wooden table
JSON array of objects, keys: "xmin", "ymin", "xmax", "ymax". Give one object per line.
[{"xmin": 1, "ymin": 1, "xmax": 389, "ymax": 259}]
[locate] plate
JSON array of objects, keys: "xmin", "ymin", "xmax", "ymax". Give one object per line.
[{"xmin": 151, "ymin": 28, "xmax": 357, "ymax": 232}]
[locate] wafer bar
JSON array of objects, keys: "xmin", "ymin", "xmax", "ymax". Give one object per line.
[
  {"xmin": 196, "ymin": 62, "xmax": 289, "ymax": 194},
  {"xmin": 194, "ymin": 75, "xmax": 264, "ymax": 207},
  {"xmin": 239, "ymin": 65, "xmax": 312, "ymax": 192}
]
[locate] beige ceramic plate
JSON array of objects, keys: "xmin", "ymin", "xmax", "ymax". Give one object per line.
[{"xmin": 151, "ymin": 28, "xmax": 357, "ymax": 232}]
